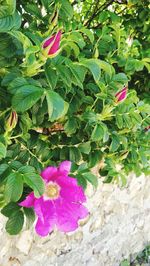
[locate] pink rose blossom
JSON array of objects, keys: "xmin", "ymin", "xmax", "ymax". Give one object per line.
[
  {"xmin": 19, "ymin": 161, "xmax": 88, "ymax": 237},
  {"xmin": 115, "ymin": 86, "xmax": 128, "ymax": 103},
  {"xmin": 42, "ymin": 30, "xmax": 61, "ymax": 58}
]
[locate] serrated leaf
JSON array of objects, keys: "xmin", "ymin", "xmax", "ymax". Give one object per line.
[
  {"xmin": 12, "ymin": 85, "xmax": 44, "ymax": 112},
  {"xmin": 45, "ymin": 67, "xmax": 58, "ymax": 89},
  {"xmin": 91, "ymin": 124, "xmax": 104, "ymax": 141},
  {"xmin": 0, "ymin": 142, "xmax": 6, "ymax": 159},
  {"xmin": 116, "ymin": 113, "xmax": 123, "ymax": 129},
  {"xmin": 76, "ymin": 174, "xmax": 87, "ymax": 190},
  {"xmin": 78, "ymin": 142, "xmax": 91, "ymax": 154},
  {"xmin": 56, "ymin": 65, "xmax": 72, "ymax": 87},
  {"xmin": 4, "ymin": 172, "xmax": 23, "ymax": 202},
  {"xmin": 68, "ymin": 62, "xmax": 86, "ymax": 89},
  {"xmin": 1, "ymin": 202, "xmax": 21, "ymax": 217},
  {"xmin": 18, "ymin": 165, "xmax": 36, "ymax": 174},
  {"xmin": 0, "ymin": 11, "xmax": 21, "ymax": 32},
  {"xmin": 69, "ymin": 147, "xmax": 82, "ymax": 163},
  {"xmin": 9, "ymin": 30, "xmax": 32, "ymax": 52},
  {"xmin": 130, "ymin": 112, "xmax": 142, "ymax": 125},
  {"xmin": 110, "ymin": 134, "xmax": 120, "ymax": 152},
  {"xmin": 88, "ymin": 150, "xmax": 103, "ymax": 168},
  {"xmin": 99, "ymin": 60, "xmax": 112, "ymax": 76},
  {"xmin": 60, "ymin": 0, "xmax": 73, "ymax": 19},
  {"xmin": 23, "ymin": 173, "xmax": 45, "ymax": 198},
  {"xmin": 112, "ymin": 73, "xmax": 128, "ymax": 84},
  {"xmin": 82, "ymin": 172, "xmax": 98, "ymax": 188},
  {"xmin": 0, "ymin": 0, "xmax": 16, "ymax": 18},
  {"xmin": 64, "ymin": 118, "xmax": 78, "ymax": 134},
  {"xmin": 23, "ymin": 207, "xmax": 35, "ymax": 227},
  {"xmin": 79, "ymin": 58, "xmax": 101, "ymax": 83},
  {"xmin": 46, "ymin": 90, "xmax": 68, "ymax": 121},
  {"xmin": 80, "ymin": 28, "xmax": 94, "ymax": 43},
  {"xmin": 6, "ymin": 210, "xmax": 24, "ymax": 235}
]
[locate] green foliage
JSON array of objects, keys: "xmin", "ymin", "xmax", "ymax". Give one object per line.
[
  {"xmin": 120, "ymin": 245, "xmax": 150, "ymax": 266},
  {"xmin": 0, "ymin": 0, "xmax": 149, "ymax": 235}
]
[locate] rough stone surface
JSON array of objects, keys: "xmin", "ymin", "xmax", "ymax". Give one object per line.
[{"xmin": 0, "ymin": 173, "xmax": 150, "ymax": 266}]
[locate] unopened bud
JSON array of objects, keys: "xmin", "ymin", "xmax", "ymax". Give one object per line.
[
  {"xmin": 5, "ymin": 111, "xmax": 18, "ymax": 132},
  {"xmin": 42, "ymin": 30, "xmax": 61, "ymax": 58}
]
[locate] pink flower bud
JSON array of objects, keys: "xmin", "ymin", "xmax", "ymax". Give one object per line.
[
  {"xmin": 42, "ymin": 30, "xmax": 61, "ymax": 58},
  {"xmin": 115, "ymin": 86, "xmax": 128, "ymax": 103},
  {"xmin": 5, "ymin": 111, "xmax": 18, "ymax": 132}
]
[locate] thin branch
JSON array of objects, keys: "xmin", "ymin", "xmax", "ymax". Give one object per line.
[{"xmin": 84, "ymin": 0, "xmax": 115, "ymax": 27}]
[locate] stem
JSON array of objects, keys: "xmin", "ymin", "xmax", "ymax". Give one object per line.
[
  {"xmin": 16, "ymin": 139, "xmax": 44, "ymax": 166},
  {"xmin": 0, "ymin": 108, "xmax": 11, "ymax": 118}
]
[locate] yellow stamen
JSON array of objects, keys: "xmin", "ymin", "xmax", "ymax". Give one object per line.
[{"xmin": 45, "ymin": 183, "xmax": 60, "ymax": 199}]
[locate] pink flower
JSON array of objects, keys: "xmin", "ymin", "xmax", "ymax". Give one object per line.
[
  {"xmin": 19, "ymin": 161, "xmax": 88, "ymax": 237},
  {"xmin": 42, "ymin": 30, "xmax": 61, "ymax": 58},
  {"xmin": 115, "ymin": 86, "xmax": 128, "ymax": 103}
]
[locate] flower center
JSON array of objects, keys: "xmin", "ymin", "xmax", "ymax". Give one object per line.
[{"xmin": 45, "ymin": 182, "xmax": 60, "ymax": 199}]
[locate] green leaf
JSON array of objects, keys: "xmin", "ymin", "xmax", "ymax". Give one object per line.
[
  {"xmin": 6, "ymin": 210, "xmax": 24, "ymax": 235},
  {"xmin": 56, "ymin": 65, "xmax": 72, "ymax": 88},
  {"xmin": 91, "ymin": 124, "xmax": 104, "ymax": 141},
  {"xmin": 130, "ymin": 112, "xmax": 142, "ymax": 125},
  {"xmin": 0, "ymin": 0, "xmax": 16, "ymax": 18},
  {"xmin": 80, "ymin": 28, "xmax": 94, "ymax": 43},
  {"xmin": 79, "ymin": 59, "xmax": 101, "ymax": 83},
  {"xmin": 110, "ymin": 134, "xmax": 120, "ymax": 152},
  {"xmin": 116, "ymin": 114, "xmax": 123, "ymax": 129},
  {"xmin": 68, "ymin": 62, "xmax": 86, "ymax": 89},
  {"xmin": 76, "ymin": 174, "xmax": 87, "ymax": 189},
  {"xmin": 123, "ymin": 114, "xmax": 132, "ymax": 128},
  {"xmin": 45, "ymin": 67, "xmax": 58, "ymax": 89},
  {"xmin": 98, "ymin": 11, "xmax": 109, "ymax": 23},
  {"xmin": 9, "ymin": 30, "xmax": 32, "ymax": 52},
  {"xmin": 12, "ymin": 85, "xmax": 44, "ymax": 112},
  {"xmin": 46, "ymin": 90, "xmax": 68, "ymax": 121},
  {"xmin": 23, "ymin": 207, "xmax": 35, "ymax": 226},
  {"xmin": 112, "ymin": 73, "xmax": 128, "ymax": 84},
  {"xmin": 0, "ymin": 164, "xmax": 11, "ymax": 184},
  {"xmin": 0, "ymin": 11, "xmax": 21, "ymax": 32},
  {"xmin": 99, "ymin": 60, "xmax": 112, "ymax": 77},
  {"xmin": 64, "ymin": 117, "xmax": 78, "ymax": 135},
  {"xmin": 1, "ymin": 202, "xmax": 21, "ymax": 217},
  {"xmin": 59, "ymin": 0, "xmax": 73, "ymax": 19},
  {"xmin": 0, "ymin": 142, "xmax": 6, "ymax": 159},
  {"xmin": 18, "ymin": 165, "xmax": 36, "ymax": 174},
  {"xmin": 82, "ymin": 172, "xmax": 98, "ymax": 188},
  {"xmin": 4, "ymin": 172, "xmax": 23, "ymax": 202},
  {"xmin": 120, "ymin": 260, "xmax": 130, "ymax": 266},
  {"xmin": 78, "ymin": 142, "xmax": 91, "ymax": 154},
  {"xmin": 88, "ymin": 150, "xmax": 103, "ymax": 168},
  {"xmin": 69, "ymin": 147, "xmax": 82, "ymax": 163},
  {"xmin": 23, "ymin": 173, "xmax": 45, "ymax": 198},
  {"xmin": 66, "ymin": 41, "xmax": 80, "ymax": 57}
]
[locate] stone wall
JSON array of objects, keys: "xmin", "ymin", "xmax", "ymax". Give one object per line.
[{"xmin": 0, "ymin": 173, "xmax": 150, "ymax": 266}]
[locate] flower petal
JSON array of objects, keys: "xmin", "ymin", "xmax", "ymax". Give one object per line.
[
  {"xmin": 35, "ymin": 217, "xmax": 54, "ymax": 237},
  {"xmin": 48, "ymin": 30, "xmax": 61, "ymax": 55},
  {"xmin": 43, "ymin": 35, "xmax": 55, "ymax": 48},
  {"xmin": 57, "ymin": 175, "xmax": 86, "ymax": 203},
  {"xmin": 58, "ymin": 160, "xmax": 71, "ymax": 175},
  {"xmin": 34, "ymin": 197, "xmax": 55, "ymax": 223},
  {"xmin": 19, "ymin": 192, "xmax": 35, "ymax": 207},
  {"xmin": 118, "ymin": 90, "xmax": 127, "ymax": 101},
  {"xmin": 115, "ymin": 87, "xmax": 127, "ymax": 102},
  {"xmin": 54, "ymin": 198, "xmax": 88, "ymax": 232},
  {"xmin": 41, "ymin": 166, "xmax": 57, "ymax": 182}
]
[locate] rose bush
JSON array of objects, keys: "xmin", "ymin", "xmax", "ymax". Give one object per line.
[{"xmin": 0, "ymin": 0, "xmax": 149, "ymax": 235}]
